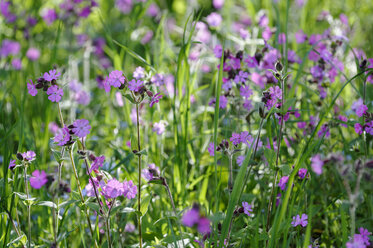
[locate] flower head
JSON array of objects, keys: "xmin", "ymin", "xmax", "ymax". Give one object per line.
[
  {"xmin": 278, "ymin": 176, "xmax": 289, "ymax": 191},
  {"xmin": 150, "ymin": 93, "xmax": 163, "ymax": 107},
  {"xmin": 102, "ymin": 179, "xmax": 124, "ymax": 199},
  {"xmin": 291, "ymin": 214, "xmax": 308, "ymax": 227},
  {"xmin": 54, "ymin": 126, "xmax": 71, "ymax": 146},
  {"xmin": 8, "ymin": 159, "xmax": 16, "ymax": 170},
  {"xmin": 142, "ymin": 163, "xmax": 160, "ymax": 181},
  {"xmin": 242, "ymin": 201, "xmax": 253, "ymax": 216},
  {"xmin": 90, "ymin": 155, "xmax": 105, "ymax": 173},
  {"xmin": 298, "ymin": 168, "xmax": 307, "ymax": 179},
  {"xmin": 46, "ymin": 85, "xmax": 64, "ymax": 102},
  {"xmin": 311, "ymin": 155, "xmax": 324, "ymax": 175},
  {"xmin": 108, "ymin": 70, "xmax": 125, "ymax": 88},
  {"xmin": 133, "ymin": 67, "xmax": 145, "ymax": 79},
  {"xmin": 123, "ymin": 180, "xmax": 137, "ymax": 199},
  {"xmin": 152, "ymin": 122, "xmax": 166, "ymax": 135},
  {"xmin": 128, "ymin": 79, "xmax": 143, "ymax": 92},
  {"xmin": 71, "ymin": 119, "xmax": 91, "ymax": 138},
  {"xmin": 30, "ymin": 170, "xmax": 48, "ymax": 189},
  {"xmin": 43, "ymin": 69, "xmax": 61, "ymax": 82},
  {"xmin": 27, "ymin": 80, "xmax": 38, "ymax": 96},
  {"xmin": 22, "ymin": 151, "xmax": 36, "ymax": 161},
  {"xmin": 182, "ymin": 206, "xmax": 200, "ymax": 227},
  {"xmin": 197, "ymin": 217, "xmax": 211, "ymax": 234}
]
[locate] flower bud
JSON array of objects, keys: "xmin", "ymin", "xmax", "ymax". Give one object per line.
[
  {"xmin": 146, "ymin": 91, "xmax": 154, "ymax": 97},
  {"xmin": 275, "ymin": 61, "xmax": 283, "ymax": 72},
  {"xmin": 16, "ymin": 153, "xmax": 23, "ymax": 160}
]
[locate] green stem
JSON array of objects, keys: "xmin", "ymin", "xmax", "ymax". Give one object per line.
[
  {"xmin": 136, "ymin": 103, "xmax": 142, "ymax": 248},
  {"xmin": 23, "ymin": 165, "xmax": 31, "ymax": 248}
]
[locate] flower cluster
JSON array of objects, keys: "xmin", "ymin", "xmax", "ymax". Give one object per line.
[
  {"xmin": 346, "ymin": 227, "xmax": 371, "ymax": 248},
  {"xmin": 28, "ymin": 69, "xmax": 64, "ymax": 103},
  {"xmin": 53, "ymin": 119, "xmax": 92, "ymax": 146},
  {"xmin": 142, "ymin": 163, "xmax": 160, "ymax": 181}
]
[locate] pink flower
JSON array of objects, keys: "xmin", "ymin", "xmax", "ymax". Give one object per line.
[
  {"xmin": 197, "ymin": 217, "xmax": 211, "ymax": 234},
  {"xmin": 47, "ymin": 85, "xmax": 64, "ymax": 102},
  {"xmin": 278, "ymin": 176, "xmax": 289, "ymax": 191},
  {"xmin": 242, "ymin": 201, "xmax": 253, "ymax": 216},
  {"xmin": 182, "ymin": 207, "xmax": 200, "ymax": 227},
  {"xmin": 251, "ymin": 72, "xmax": 265, "ymax": 88},
  {"xmin": 128, "ymin": 79, "xmax": 143, "ymax": 92},
  {"xmin": 150, "ymin": 93, "xmax": 163, "ymax": 107},
  {"xmin": 22, "ymin": 151, "xmax": 36, "ymax": 161},
  {"xmin": 298, "ymin": 168, "xmax": 307, "ymax": 179},
  {"xmin": 133, "ymin": 67, "xmax": 145, "ymax": 79},
  {"xmin": 351, "ymin": 99, "xmax": 367, "ymax": 117},
  {"xmin": 108, "ymin": 70, "xmax": 125, "ymax": 88},
  {"xmin": 295, "ymin": 30, "xmax": 307, "ymax": 43},
  {"xmin": 311, "ymin": 154, "xmax": 324, "ymax": 175},
  {"xmin": 54, "ymin": 126, "xmax": 71, "ymax": 146},
  {"xmin": 123, "ymin": 180, "xmax": 137, "ymax": 199},
  {"xmin": 208, "ymin": 142, "xmax": 215, "ymax": 156},
  {"xmin": 212, "ymin": 0, "xmax": 224, "ymax": 9},
  {"xmin": 43, "ymin": 69, "xmax": 61, "ymax": 82},
  {"xmin": 27, "ymin": 80, "xmax": 38, "ymax": 96},
  {"xmin": 102, "ymin": 179, "xmax": 124, "ymax": 199},
  {"xmin": 152, "ymin": 122, "xmax": 166, "ymax": 135},
  {"xmin": 291, "ymin": 214, "xmax": 308, "ymax": 227},
  {"xmin": 72, "ymin": 119, "xmax": 91, "ymax": 138},
  {"xmin": 239, "ymin": 85, "xmax": 252, "ymax": 99},
  {"xmin": 90, "ymin": 155, "xmax": 105, "ymax": 173},
  {"xmin": 26, "ymin": 48, "xmax": 40, "ymax": 61},
  {"xmin": 42, "ymin": 9, "xmax": 57, "ymax": 26},
  {"xmin": 206, "ymin": 12, "xmax": 222, "ymax": 27},
  {"xmin": 29, "ymin": 170, "xmax": 48, "ymax": 189},
  {"xmin": 236, "ymin": 155, "xmax": 245, "ymax": 166},
  {"xmin": 214, "ymin": 44, "xmax": 223, "ymax": 58},
  {"xmin": 8, "ymin": 159, "xmax": 16, "ymax": 170},
  {"xmin": 354, "ymin": 123, "xmax": 363, "ymax": 135}
]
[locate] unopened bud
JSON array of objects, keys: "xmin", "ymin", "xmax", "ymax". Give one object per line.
[
  {"xmin": 16, "ymin": 153, "xmax": 23, "ymax": 160},
  {"xmin": 275, "ymin": 61, "xmax": 283, "ymax": 72}
]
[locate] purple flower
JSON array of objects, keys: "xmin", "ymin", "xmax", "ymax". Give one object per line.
[
  {"xmin": 11, "ymin": 58, "xmax": 22, "ymax": 70},
  {"xmin": 365, "ymin": 121, "xmax": 373, "ymax": 135},
  {"xmin": 102, "ymin": 179, "xmax": 124, "ymax": 199},
  {"xmin": 26, "ymin": 48, "xmax": 40, "ymax": 61},
  {"xmin": 152, "ymin": 122, "xmax": 166, "ymax": 135},
  {"xmin": 206, "ymin": 12, "xmax": 222, "ymax": 27},
  {"xmin": 182, "ymin": 207, "xmax": 200, "ymax": 227},
  {"xmin": 339, "ymin": 115, "xmax": 348, "ymax": 128},
  {"xmin": 298, "ymin": 168, "xmax": 307, "ymax": 179},
  {"xmin": 54, "ymin": 126, "xmax": 71, "ymax": 146},
  {"xmin": 310, "ymin": 66, "xmax": 324, "ymax": 81},
  {"xmin": 150, "ymin": 93, "xmax": 163, "ymax": 107},
  {"xmin": 116, "ymin": 0, "xmax": 133, "ymax": 14},
  {"xmin": 197, "ymin": 217, "xmax": 211, "ymax": 234},
  {"xmin": 108, "ymin": 70, "xmax": 125, "ymax": 88},
  {"xmin": 0, "ymin": 39, "xmax": 20, "ymax": 57},
  {"xmin": 346, "ymin": 234, "xmax": 366, "ymax": 248},
  {"xmin": 212, "ymin": 0, "xmax": 224, "ymax": 9},
  {"xmin": 288, "ymin": 50, "xmax": 301, "ymax": 64},
  {"xmin": 46, "ymin": 85, "xmax": 64, "ymax": 102},
  {"xmin": 295, "ymin": 30, "xmax": 307, "ymax": 43},
  {"xmin": 214, "ymin": 44, "xmax": 223, "ymax": 58},
  {"xmin": 123, "ymin": 180, "xmax": 137, "ymax": 199},
  {"xmin": 358, "ymin": 227, "xmax": 372, "ymax": 245},
  {"xmin": 44, "ymin": 69, "xmax": 61, "ymax": 82},
  {"xmin": 245, "ymin": 55, "xmax": 259, "ymax": 68},
  {"xmin": 242, "ymin": 201, "xmax": 253, "ymax": 216},
  {"xmin": 230, "ymin": 133, "xmax": 241, "ymax": 145},
  {"xmin": 151, "ymin": 73, "xmax": 164, "ymax": 86},
  {"xmin": 30, "ymin": 170, "xmax": 48, "ymax": 189},
  {"xmin": 75, "ymin": 91, "xmax": 91, "ymax": 105},
  {"xmin": 124, "ymin": 223, "xmax": 136, "ymax": 233},
  {"xmin": 141, "ymin": 30, "xmax": 153, "ymax": 44},
  {"xmin": 262, "ymin": 26, "xmax": 272, "ymax": 41},
  {"xmin": 72, "ymin": 119, "xmax": 91, "ymax": 138},
  {"xmin": 142, "ymin": 163, "xmax": 160, "ymax": 181},
  {"xmin": 291, "ymin": 214, "xmax": 308, "ymax": 227},
  {"xmin": 147, "ymin": 3, "xmax": 159, "ymax": 17},
  {"xmin": 133, "ymin": 67, "xmax": 145, "ymax": 79},
  {"xmin": 27, "ymin": 80, "xmax": 38, "ymax": 96},
  {"xmin": 42, "ymin": 9, "xmax": 57, "ymax": 26},
  {"xmin": 240, "ymin": 131, "xmax": 254, "ymax": 147},
  {"xmin": 311, "ymin": 154, "xmax": 324, "ymax": 175},
  {"xmin": 90, "ymin": 155, "xmax": 105, "ymax": 173},
  {"xmin": 128, "ymin": 79, "xmax": 143, "ymax": 92},
  {"xmin": 220, "ymin": 95, "xmax": 228, "ymax": 109},
  {"xmin": 251, "ymin": 72, "xmax": 265, "ymax": 88},
  {"xmin": 243, "ymin": 99, "xmax": 252, "ymax": 111},
  {"xmin": 236, "ymin": 155, "xmax": 245, "ymax": 166},
  {"xmin": 234, "ymin": 70, "xmax": 249, "ymax": 83},
  {"xmin": 278, "ymin": 176, "xmax": 289, "ymax": 191},
  {"xmin": 22, "ymin": 151, "xmax": 36, "ymax": 161},
  {"xmin": 8, "ymin": 159, "xmax": 16, "ymax": 170},
  {"xmin": 317, "ymin": 124, "xmax": 330, "ymax": 138},
  {"xmin": 354, "ymin": 123, "xmax": 363, "ymax": 135},
  {"xmin": 208, "ymin": 142, "xmax": 215, "ymax": 156}
]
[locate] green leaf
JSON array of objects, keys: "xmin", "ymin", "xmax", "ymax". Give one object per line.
[
  {"xmin": 7, "ymin": 234, "xmax": 26, "ymax": 247},
  {"xmin": 280, "ymin": 164, "xmax": 291, "ymax": 175},
  {"xmin": 36, "ymin": 201, "xmax": 57, "ymax": 209},
  {"xmin": 120, "ymin": 207, "xmax": 136, "ymax": 213},
  {"xmin": 86, "ymin": 202, "xmax": 100, "ymax": 212},
  {"xmin": 124, "ymin": 93, "xmax": 136, "ymax": 104},
  {"xmin": 140, "ymin": 194, "xmax": 151, "ymax": 216}
]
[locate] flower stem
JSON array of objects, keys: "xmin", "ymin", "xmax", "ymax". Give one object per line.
[
  {"xmin": 228, "ymin": 154, "xmax": 233, "ymax": 192},
  {"xmin": 68, "ymin": 148, "xmax": 97, "ymax": 247},
  {"xmin": 136, "ymin": 103, "xmax": 142, "ymax": 248},
  {"xmin": 23, "ymin": 165, "xmax": 31, "ymax": 248}
]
